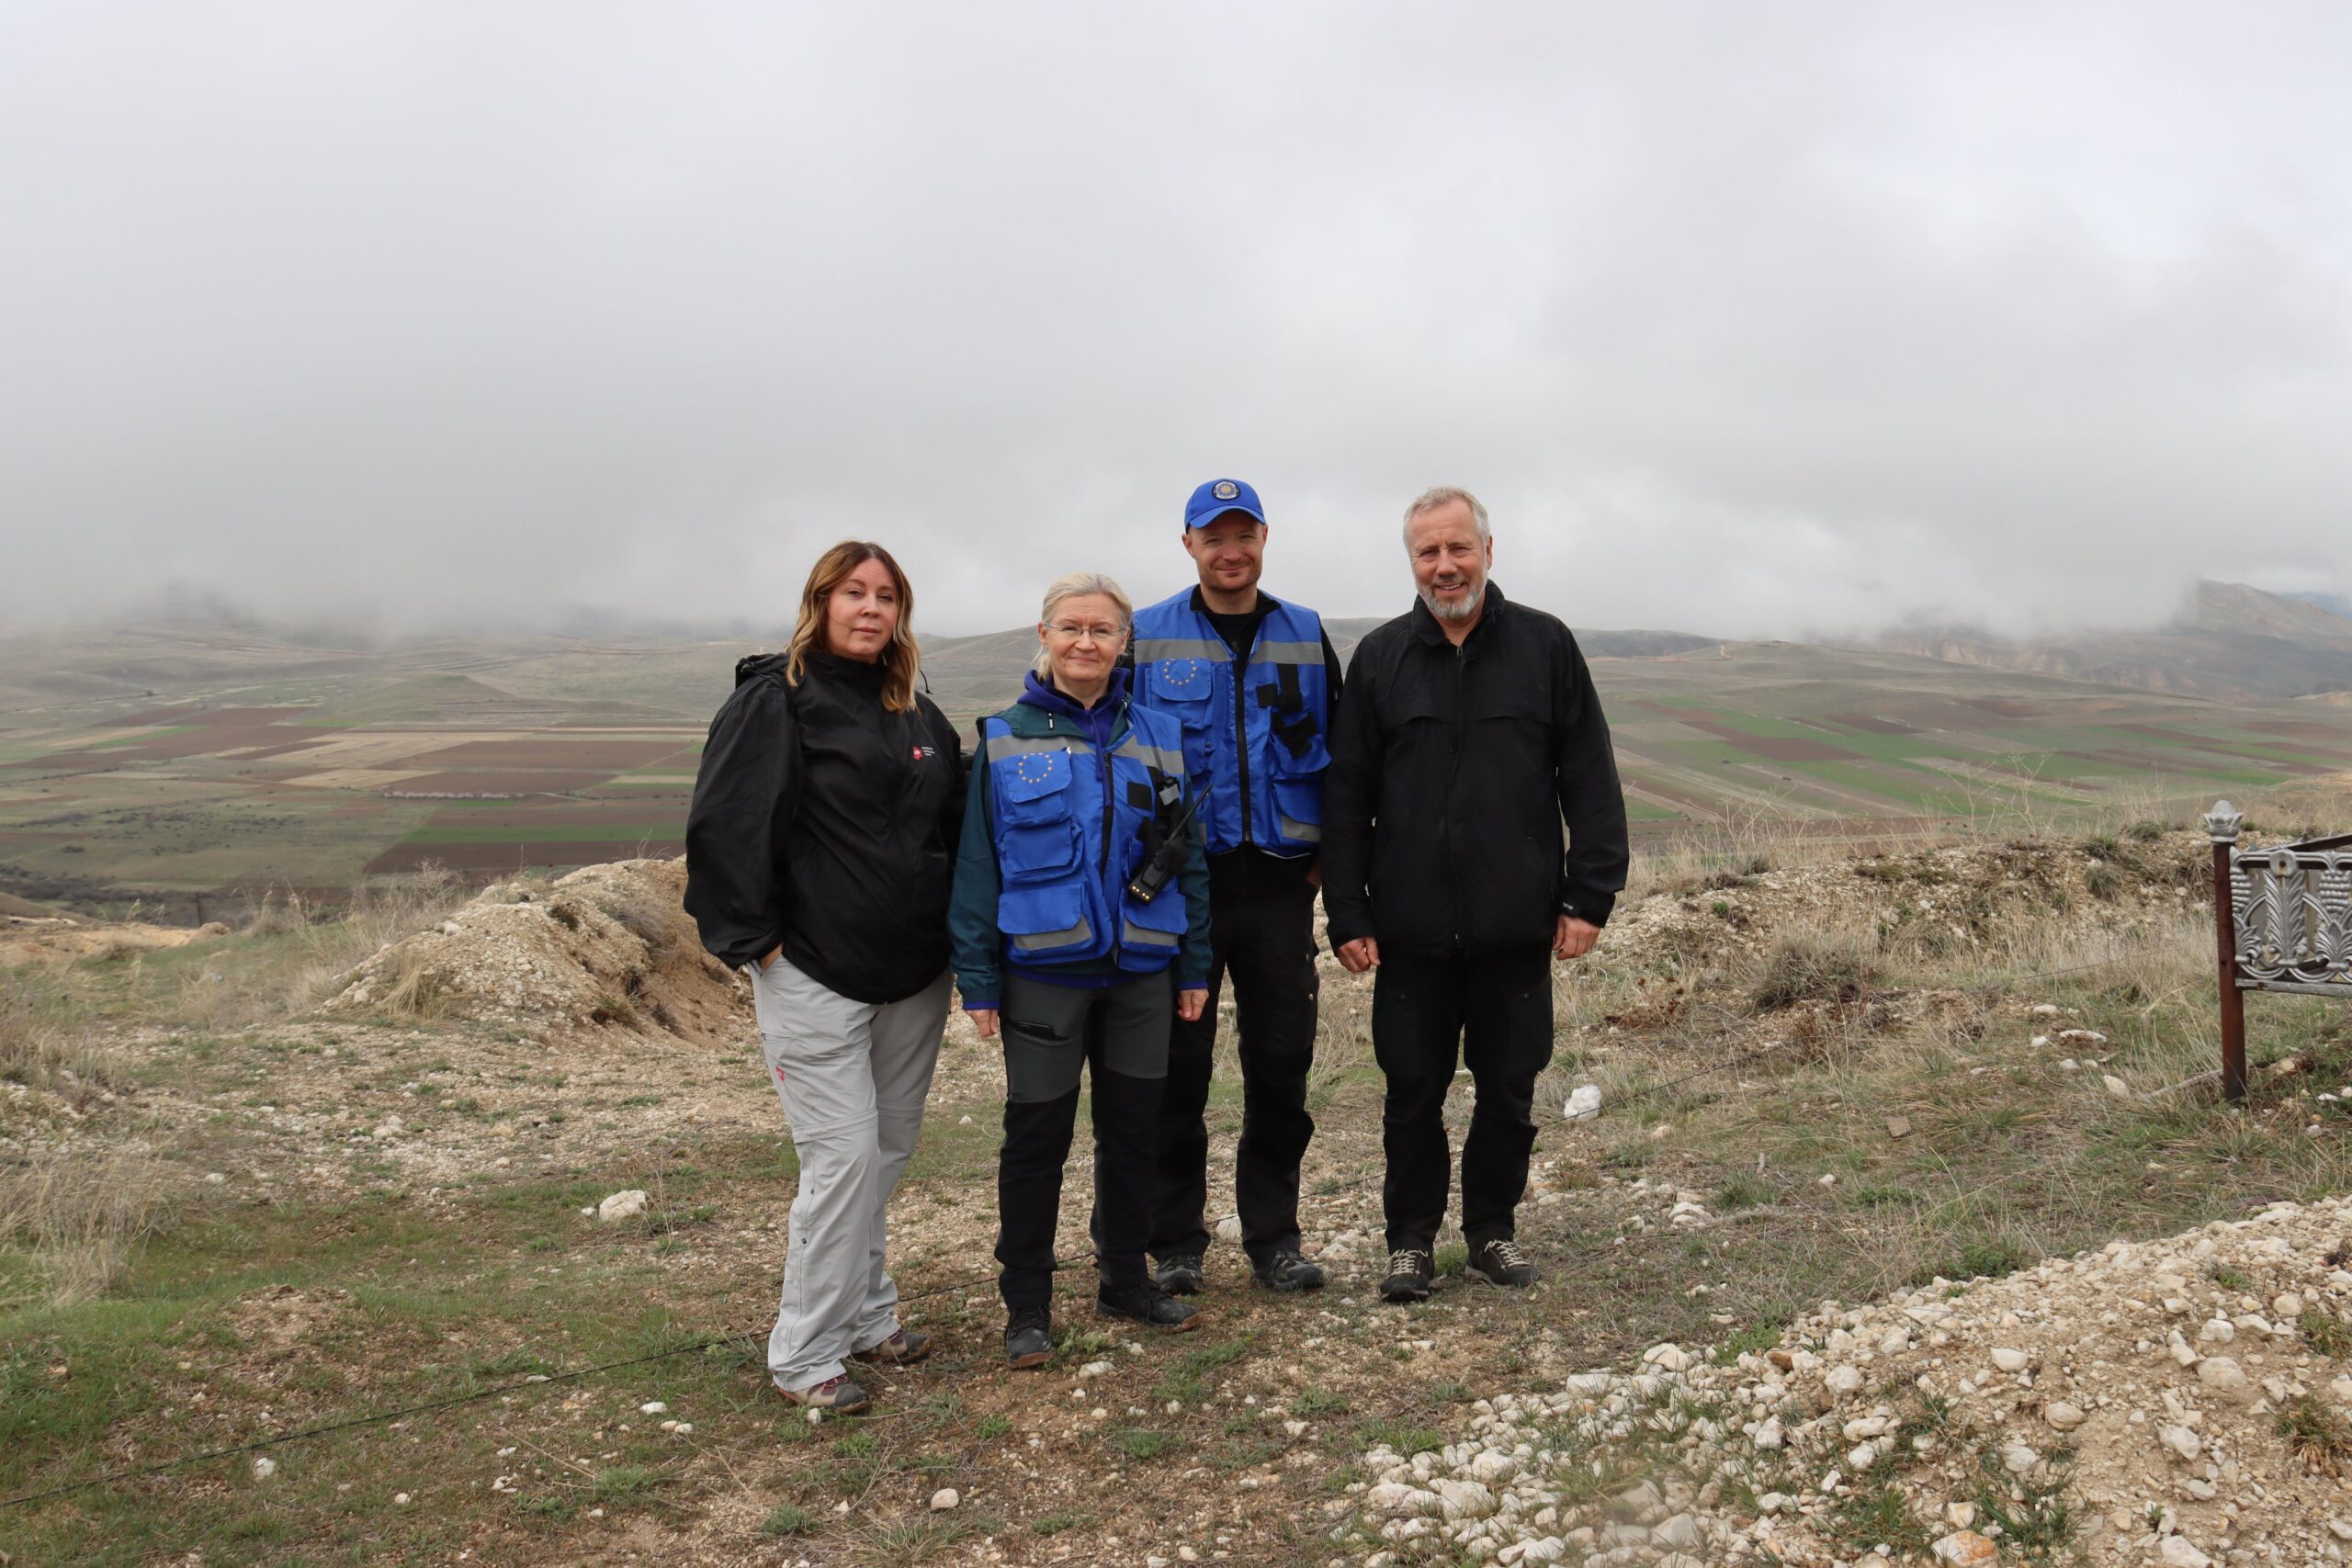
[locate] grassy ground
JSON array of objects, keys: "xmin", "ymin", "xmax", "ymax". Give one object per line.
[{"xmin": 5, "ymin": 792, "xmax": 2352, "ymax": 1563}]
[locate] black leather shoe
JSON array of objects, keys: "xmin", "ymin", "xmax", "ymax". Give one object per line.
[
  {"xmin": 1153, "ymin": 1252, "xmax": 1206, "ymax": 1296},
  {"xmin": 1096, "ymin": 1281, "xmax": 1202, "ymax": 1330},
  {"xmin": 1380, "ymin": 1248, "xmax": 1435, "ymax": 1303},
  {"xmin": 1004, "ymin": 1306, "xmax": 1053, "ymax": 1370},
  {"xmin": 1250, "ymin": 1250, "xmax": 1327, "ymax": 1293},
  {"xmin": 1464, "ymin": 1237, "xmax": 1540, "ymax": 1289}
]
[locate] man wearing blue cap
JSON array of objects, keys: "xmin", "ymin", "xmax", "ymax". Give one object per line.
[{"xmin": 1127, "ymin": 479, "xmax": 1341, "ymax": 1295}]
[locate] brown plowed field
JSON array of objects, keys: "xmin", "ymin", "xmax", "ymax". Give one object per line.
[
  {"xmin": 1674, "ymin": 716, "xmax": 1857, "ymax": 762},
  {"xmin": 413, "ymin": 739, "xmax": 690, "ymax": 770},
  {"xmin": 364, "ymin": 837, "xmax": 685, "ymax": 872},
  {"xmin": 387, "ymin": 772, "xmax": 616, "ymax": 795}
]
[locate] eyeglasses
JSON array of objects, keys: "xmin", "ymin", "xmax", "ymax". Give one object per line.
[{"xmin": 1046, "ymin": 622, "xmax": 1125, "ymax": 644}]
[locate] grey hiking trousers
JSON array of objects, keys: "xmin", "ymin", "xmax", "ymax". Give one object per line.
[{"xmin": 749, "ymin": 953, "xmax": 950, "ymax": 1393}]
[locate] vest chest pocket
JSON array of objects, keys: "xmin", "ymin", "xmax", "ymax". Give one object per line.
[
  {"xmin": 994, "ymin": 747, "xmax": 1081, "ymax": 882},
  {"xmin": 1142, "ymin": 660, "xmax": 1218, "ymax": 776}
]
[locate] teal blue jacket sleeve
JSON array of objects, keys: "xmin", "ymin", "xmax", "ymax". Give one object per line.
[
  {"xmin": 948, "ymin": 739, "xmax": 1003, "ymax": 1010},
  {"xmin": 1175, "ymin": 784, "xmax": 1212, "ymax": 988}
]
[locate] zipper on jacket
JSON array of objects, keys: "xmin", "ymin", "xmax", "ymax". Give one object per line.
[{"xmin": 1231, "ymin": 654, "xmax": 1251, "ymax": 847}]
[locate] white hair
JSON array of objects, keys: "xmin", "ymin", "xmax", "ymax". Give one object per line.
[
  {"xmin": 1401, "ymin": 485, "xmax": 1491, "ymax": 549},
  {"xmin": 1032, "ymin": 571, "xmax": 1134, "ymax": 676}
]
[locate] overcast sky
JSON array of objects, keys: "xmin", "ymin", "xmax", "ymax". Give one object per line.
[{"xmin": 5, "ymin": 2, "xmax": 2348, "ymax": 641}]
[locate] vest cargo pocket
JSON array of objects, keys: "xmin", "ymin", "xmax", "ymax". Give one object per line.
[
  {"xmin": 1265, "ymin": 730, "xmax": 1329, "ymax": 845},
  {"xmin": 999, "ymin": 882, "xmax": 1091, "ymax": 955},
  {"xmin": 994, "ymin": 747, "xmax": 1081, "ymax": 881}
]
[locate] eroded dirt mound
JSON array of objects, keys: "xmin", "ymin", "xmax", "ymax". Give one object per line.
[
  {"xmin": 0, "ymin": 912, "xmax": 231, "ymax": 969},
  {"xmin": 324, "ymin": 858, "xmax": 747, "ymax": 1043},
  {"xmin": 1611, "ymin": 831, "xmax": 2210, "ymax": 974}
]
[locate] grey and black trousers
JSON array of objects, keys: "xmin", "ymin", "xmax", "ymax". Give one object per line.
[{"xmin": 994, "ymin": 968, "xmax": 1171, "ymax": 1312}]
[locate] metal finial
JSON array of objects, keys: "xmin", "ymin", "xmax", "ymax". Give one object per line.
[{"xmin": 2203, "ymin": 799, "xmax": 2243, "ymax": 843}]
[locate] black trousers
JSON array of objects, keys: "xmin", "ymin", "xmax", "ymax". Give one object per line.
[
  {"xmin": 1373, "ymin": 947, "xmax": 1552, "ymax": 1255},
  {"xmin": 1148, "ymin": 875, "xmax": 1319, "ymax": 1264},
  {"xmin": 995, "ymin": 972, "xmax": 1169, "ymax": 1312}
]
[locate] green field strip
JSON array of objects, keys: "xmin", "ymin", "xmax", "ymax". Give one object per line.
[{"xmin": 397, "ymin": 823, "xmax": 686, "ymax": 844}]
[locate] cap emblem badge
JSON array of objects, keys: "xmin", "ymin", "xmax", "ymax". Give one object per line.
[{"xmin": 1212, "ymin": 480, "xmax": 1239, "ymax": 501}]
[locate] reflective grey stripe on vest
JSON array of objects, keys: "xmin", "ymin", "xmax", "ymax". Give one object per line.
[
  {"xmin": 1132, "ymin": 637, "xmax": 1231, "ymax": 664},
  {"xmin": 1120, "ymin": 921, "xmax": 1181, "ymax": 949},
  {"xmin": 1278, "ymin": 816, "xmax": 1323, "ymax": 844},
  {"xmin": 1255, "ymin": 639, "xmax": 1326, "ymax": 665},
  {"xmin": 1112, "ymin": 737, "xmax": 1186, "ymax": 775},
  {"xmin": 989, "ymin": 735, "xmax": 1097, "ymax": 759},
  {"xmin": 1012, "ymin": 916, "xmax": 1094, "ymax": 952}
]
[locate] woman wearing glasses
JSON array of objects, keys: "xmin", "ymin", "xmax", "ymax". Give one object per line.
[
  {"xmin": 949, "ymin": 572, "xmax": 1212, "ymax": 1367},
  {"xmin": 684, "ymin": 541, "xmax": 964, "ymax": 1416}
]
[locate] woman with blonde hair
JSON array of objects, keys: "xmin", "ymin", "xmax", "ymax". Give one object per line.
[
  {"xmin": 684, "ymin": 540, "xmax": 964, "ymax": 1414},
  {"xmin": 949, "ymin": 572, "xmax": 1213, "ymax": 1366}
]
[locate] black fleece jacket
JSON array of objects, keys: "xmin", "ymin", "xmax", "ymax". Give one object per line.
[
  {"xmin": 1321, "ymin": 583, "xmax": 1628, "ymax": 956},
  {"xmin": 683, "ymin": 649, "xmax": 965, "ymax": 1003}
]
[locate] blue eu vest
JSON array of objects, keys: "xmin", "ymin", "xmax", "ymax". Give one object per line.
[
  {"xmin": 1129, "ymin": 592, "xmax": 1331, "ymax": 857},
  {"xmin": 982, "ymin": 703, "xmax": 1192, "ymax": 975}
]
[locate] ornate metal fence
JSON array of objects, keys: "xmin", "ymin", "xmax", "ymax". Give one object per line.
[{"xmin": 2205, "ymin": 799, "xmax": 2352, "ymax": 1101}]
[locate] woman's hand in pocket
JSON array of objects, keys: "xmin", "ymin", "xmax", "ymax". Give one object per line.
[
  {"xmin": 967, "ymin": 1008, "xmax": 1000, "ymax": 1039},
  {"xmin": 757, "ymin": 946, "xmax": 782, "ymax": 972},
  {"xmin": 1176, "ymin": 987, "xmax": 1208, "ymax": 1023}
]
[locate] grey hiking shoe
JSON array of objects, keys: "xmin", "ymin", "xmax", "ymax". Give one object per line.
[
  {"xmin": 1153, "ymin": 1253, "xmax": 1206, "ymax": 1296},
  {"xmin": 1380, "ymin": 1248, "xmax": 1435, "ymax": 1303},
  {"xmin": 852, "ymin": 1327, "xmax": 934, "ymax": 1365},
  {"xmin": 1464, "ymin": 1237, "xmax": 1540, "ymax": 1288},
  {"xmin": 777, "ymin": 1372, "xmax": 871, "ymax": 1413}
]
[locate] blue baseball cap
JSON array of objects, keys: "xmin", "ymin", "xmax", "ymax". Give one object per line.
[{"xmin": 1184, "ymin": 477, "xmax": 1267, "ymax": 531}]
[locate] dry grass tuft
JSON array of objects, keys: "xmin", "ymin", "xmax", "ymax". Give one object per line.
[
  {"xmin": 1751, "ymin": 935, "xmax": 1878, "ymax": 1011},
  {"xmin": 0, "ymin": 1146, "xmax": 171, "ymax": 1304}
]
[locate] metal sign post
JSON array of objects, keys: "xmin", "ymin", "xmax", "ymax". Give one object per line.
[{"xmin": 2206, "ymin": 798, "xmax": 2352, "ymax": 1103}]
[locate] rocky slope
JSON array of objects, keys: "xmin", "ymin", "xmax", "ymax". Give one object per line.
[{"xmin": 1342, "ymin": 1198, "xmax": 2352, "ymax": 1567}]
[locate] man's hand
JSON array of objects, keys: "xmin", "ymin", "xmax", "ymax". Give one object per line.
[
  {"xmin": 1337, "ymin": 936, "xmax": 1380, "ymax": 974},
  {"xmin": 1554, "ymin": 916, "xmax": 1600, "ymax": 961},
  {"xmin": 757, "ymin": 946, "xmax": 782, "ymax": 971},
  {"xmin": 1176, "ymin": 987, "xmax": 1209, "ymax": 1022},
  {"xmin": 967, "ymin": 1007, "xmax": 999, "ymax": 1039}
]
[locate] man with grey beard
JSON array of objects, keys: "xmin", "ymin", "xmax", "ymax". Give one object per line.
[{"xmin": 1319, "ymin": 485, "xmax": 1628, "ymax": 1304}]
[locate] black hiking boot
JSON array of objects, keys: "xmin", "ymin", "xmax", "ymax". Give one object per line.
[
  {"xmin": 1096, "ymin": 1281, "xmax": 1202, "ymax": 1331},
  {"xmin": 1380, "ymin": 1248, "xmax": 1435, "ymax": 1303},
  {"xmin": 1464, "ymin": 1237, "xmax": 1540, "ymax": 1288},
  {"xmin": 1153, "ymin": 1252, "xmax": 1206, "ymax": 1296},
  {"xmin": 1250, "ymin": 1250, "xmax": 1327, "ymax": 1293},
  {"xmin": 1004, "ymin": 1306, "xmax": 1053, "ymax": 1370}
]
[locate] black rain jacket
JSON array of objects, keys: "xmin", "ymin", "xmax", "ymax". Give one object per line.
[
  {"xmin": 1321, "ymin": 583, "xmax": 1629, "ymax": 956},
  {"xmin": 683, "ymin": 649, "xmax": 966, "ymax": 1003}
]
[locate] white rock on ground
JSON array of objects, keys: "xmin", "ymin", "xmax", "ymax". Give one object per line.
[
  {"xmin": 1564, "ymin": 1085, "xmax": 1602, "ymax": 1122},
  {"xmin": 1338, "ymin": 1193, "xmax": 2352, "ymax": 1568},
  {"xmin": 599, "ymin": 1190, "xmax": 650, "ymax": 1224}
]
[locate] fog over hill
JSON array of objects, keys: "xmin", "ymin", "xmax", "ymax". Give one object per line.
[{"xmin": 1865, "ymin": 578, "xmax": 2352, "ymax": 702}]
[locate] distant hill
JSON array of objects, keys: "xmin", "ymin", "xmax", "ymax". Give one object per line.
[{"xmin": 1871, "ymin": 580, "xmax": 2352, "ymax": 703}]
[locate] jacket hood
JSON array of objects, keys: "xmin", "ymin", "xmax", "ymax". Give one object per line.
[
  {"xmin": 732, "ymin": 651, "xmax": 794, "ymax": 688},
  {"xmin": 1019, "ymin": 666, "xmax": 1131, "ymax": 716}
]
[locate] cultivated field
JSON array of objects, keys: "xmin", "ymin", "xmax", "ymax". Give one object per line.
[{"xmin": 11, "ymin": 619, "xmax": 2352, "ymax": 926}]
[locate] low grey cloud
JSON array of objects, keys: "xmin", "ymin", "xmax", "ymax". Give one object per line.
[{"xmin": 4, "ymin": 2, "xmax": 2347, "ymax": 641}]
